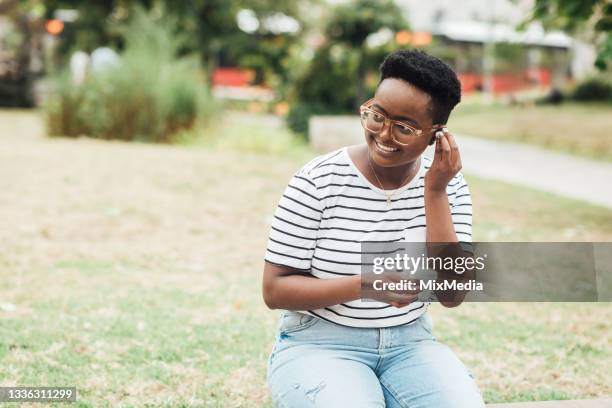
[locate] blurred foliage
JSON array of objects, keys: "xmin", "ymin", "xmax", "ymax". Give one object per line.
[
  {"xmin": 234, "ymin": 31, "xmax": 297, "ymax": 101},
  {"xmin": 571, "ymin": 75, "xmax": 612, "ymax": 101},
  {"xmin": 325, "ymin": 0, "xmax": 406, "ymax": 47},
  {"xmin": 525, "ymin": 0, "xmax": 611, "ymax": 70},
  {"xmin": 41, "ymin": 0, "xmax": 308, "ymax": 89},
  {"xmin": 41, "ymin": 0, "xmax": 122, "ymax": 55},
  {"xmin": 325, "ymin": 0, "xmax": 407, "ymax": 104},
  {"xmin": 287, "ymin": 0, "xmax": 408, "ymax": 136},
  {"xmin": 45, "ymin": 6, "xmax": 218, "ymax": 142},
  {"xmin": 0, "ymin": 0, "xmax": 46, "ymax": 107}
]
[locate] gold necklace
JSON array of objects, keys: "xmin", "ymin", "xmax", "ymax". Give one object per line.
[{"xmin": 367, "ymin": 153, "xmax": 420, "ymax": 207}]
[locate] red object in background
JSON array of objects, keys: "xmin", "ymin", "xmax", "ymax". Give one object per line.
[
  {"xmin": 45, "ymin": 19, "xmax": 64, "ymax": 35},
  {"xmin": 531, "ymin": 68, "xmax": 551, "ymax": 87},
  {"xmin": 457, "ymin": 72, "xmax": 481, "ymax": 93},
  {"xmin": 458, "ymin": 68, "xmax": 552, "ymax": 95},
  {"xmin": 491, "ymin": 69, "xmax": 551, "ymax": 94},
  {"xmin": 212, "ymin": 68, "xmax": 254, "ymax": 87},
  {"xmin": 491, "ymin": 72, "xmax": 525, "ymax": 93}
]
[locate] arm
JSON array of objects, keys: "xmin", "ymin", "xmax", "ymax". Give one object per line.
[
  {"xmin": 424, "ymin": 189, "xmax": 458, "ymax": 243},
  {"xmin": 424, "ymin": 130, "xmax": 474, "ymax": 307},
  {"xmin": 262, "ymin": 167, "xmax": 363, "ymax": 310},
  {"xmin": 262, "ymin": 262, "xmax": 361, "ymax": 310},
  {"xmin": 425, "ymin": 185, "xmax": 474, "ymax": 308}
]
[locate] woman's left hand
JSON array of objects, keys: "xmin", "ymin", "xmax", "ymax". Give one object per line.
[{"xmin": 424, "ymin": 129, "xmax": 462, "ymax": 193}]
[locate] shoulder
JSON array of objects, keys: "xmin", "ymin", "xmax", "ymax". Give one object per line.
[
  {"xmin": 300, "ymin": 148, "xmax": 347, "ymax": 174},
  {"xmin": 293, "ymin": 148, "xmax": 349, "ymax": 181},
  {"xmin": 281, "ymin": 149, "xmax": 344, "ymax": 202}
]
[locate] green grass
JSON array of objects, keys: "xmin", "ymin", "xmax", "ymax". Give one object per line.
[
  {"xmin": 449, "ymin": 102, "xmax": 612, "ymax": 162},
  {"xmin": 0, "ymin": 110, "xmax": 611, "ymax": 406},
  {"xmin": 182, "ymin": 110, "xmax": 313, "ymax": 161},
  {"xmin": 469, "ymin": 176, "xmax": 612, "ymax": 241}
]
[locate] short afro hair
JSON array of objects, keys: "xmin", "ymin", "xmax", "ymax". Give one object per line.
[{"xmin": 378, "ymin": 49, "xmax": 461, "ymax": 125}]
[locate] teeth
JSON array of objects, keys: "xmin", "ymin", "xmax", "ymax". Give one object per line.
[{"xmin": 376, "ymin": 141, "xmax": 398, "ymax": 152}]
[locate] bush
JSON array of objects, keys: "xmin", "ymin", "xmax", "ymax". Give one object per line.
[
  {"xmin": 46, "ymin": 8, "xmax": 218, "ymax": 142},
  {"xmin": 571, "ymin": 77, "xmax": 612, "ymax": 102},
  {"xmin": 285, "ymin": 45, "xmax": 360, "ymax": 136},
  {"xmin": 285, "ymin": 0, "xmax": 408, "ymax": 137},
  {"xmin": 286, "ymin": 103, "xmax": 329, "ymax": 136}
]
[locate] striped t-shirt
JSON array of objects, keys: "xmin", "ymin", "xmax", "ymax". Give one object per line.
[{"xmin": 264, "ymin": 146, "xmax": 473, "ymax": 328}]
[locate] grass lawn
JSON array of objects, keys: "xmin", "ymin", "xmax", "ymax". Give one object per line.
[
  {"xmin": 0, "ymin": 111, "xmax": 610, "ymax": 407},
  {"xmin": 449, "ymin": 102, "xmax": 612, "ymax": 162}
]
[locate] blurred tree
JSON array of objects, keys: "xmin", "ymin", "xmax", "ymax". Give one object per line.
[
  {"xmin": 41, "ymin": 0, "xmax": 122, "ymax": 54},
  {"xmin": 525, "ymin": 0, "xmax": 611, "ymax": 70},
  {"xmin": 0, "ymin": 0, "xmax": 46, "ymax": 106},
  {"xmin": 324, "ymin": 0, "xmax": 408, "ymax": 105},
  {"xmin": 41, "ymin": 0, "xmax": 308, "ymax": 85},
  {"xmin": 46, "ymin": 6, "xmax": 219, "ymax": 142},
  {"xmin": 287, "ymin": 0, "xmax": 409, "ymax": 135}
]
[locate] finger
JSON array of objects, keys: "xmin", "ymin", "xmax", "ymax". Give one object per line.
[
  {"xmin": 434, "ymin": 131, "xmax": 447, "ymax": 163},
  {"xmin": 445, "ymin": 131, "xmax": 460, "ymax": 165},
  {"xmin": 388, "ymin": 292, "xmax": 419, "ymax": 304},
  {"xmin": 439, "ymin": 131, "xmax": 451, "ymax": 164},
  {"xmin": 391, "ymin": 298, "xmax": 418, "ymax": 308},
  {"xmin": 434, "ymin": 134, "xmax": 443, "ymax": 162},
  {"xmin": 446, "ymin": 130, "xmax": 458, "ymax": 149},
  {"xmin": 382, "ymin": 277, "xmax": 422, "ymax": 296}
]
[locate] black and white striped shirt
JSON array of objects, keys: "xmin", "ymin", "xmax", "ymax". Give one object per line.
[{"xmin": 264, "ymin": 146, "xmax": 473, "ymax": 327}]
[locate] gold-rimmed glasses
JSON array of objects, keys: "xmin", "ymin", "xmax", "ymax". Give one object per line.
[{"xmin": 359, "ymin": 98, "xmax": 441, "ymax": 145}]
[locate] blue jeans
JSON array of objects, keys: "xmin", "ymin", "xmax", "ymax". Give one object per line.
[{"xmin": 267, "ymin": 311, "xmax": 485, "ymax": 408}]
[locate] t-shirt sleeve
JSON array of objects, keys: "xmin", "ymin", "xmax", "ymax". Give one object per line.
[
  {"xmin": 264, "ymin": 168, "xmax": 322, "ymax": 271},
  {"xmin": 449, "ymin": 173, "xmax": 473, "ymax": 251}
]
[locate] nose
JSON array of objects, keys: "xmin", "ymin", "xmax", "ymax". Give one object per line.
[{"xmin": 378, "ymin": 121, "xmax": 394, "ymax": 143}]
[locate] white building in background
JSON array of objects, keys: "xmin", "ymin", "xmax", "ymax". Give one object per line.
[{"xmin": 396, "ymin": 0, "xmax": 597, "ymax": 80}]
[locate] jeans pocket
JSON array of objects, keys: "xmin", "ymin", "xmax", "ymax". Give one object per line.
[{"xmin": 278, "ymin": 311, "xmax": 319, "ymax": 334}]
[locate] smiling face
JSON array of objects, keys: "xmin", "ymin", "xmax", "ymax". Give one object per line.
[{"xmin": 366, "ymin": 78, "xmax": 436, "ymax": 168}]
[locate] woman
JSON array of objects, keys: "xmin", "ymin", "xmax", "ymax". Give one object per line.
[{"xmin": 262, "ymin": 49, "xmax": 485, "ymax": 408}]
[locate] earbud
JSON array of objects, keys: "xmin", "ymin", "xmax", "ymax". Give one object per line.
[{"xmin": 429, "ymin": 127, "xmax": 448, "ymax": 145}]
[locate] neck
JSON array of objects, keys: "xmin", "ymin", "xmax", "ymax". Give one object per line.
[{"xmin": 367, "ymin": 148, "xmax": 420, "ymax": 188}]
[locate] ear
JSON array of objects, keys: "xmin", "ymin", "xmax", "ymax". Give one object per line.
[{"xmin": 428, "ymin": 126, "xmax": 444, "ymax": 146}]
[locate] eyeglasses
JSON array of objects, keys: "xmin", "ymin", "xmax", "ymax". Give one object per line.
[{"xmin": 359, "ymin": 98, "xmax": 440, "ymax": 145}]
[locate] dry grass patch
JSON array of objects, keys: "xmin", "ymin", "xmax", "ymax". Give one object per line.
[{"xmin": 450, "ymin": 103, "xmax": 612, "ymax": 162}]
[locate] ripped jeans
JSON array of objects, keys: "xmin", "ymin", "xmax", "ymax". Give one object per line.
[{"xmin": 266, "ymin": 311, "xmax": 486, "ymax": 408}]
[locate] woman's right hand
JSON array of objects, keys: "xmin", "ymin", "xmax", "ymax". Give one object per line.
[{"xmin": 360, "ymin": 272, "xmax": 422, "ymax": 308}]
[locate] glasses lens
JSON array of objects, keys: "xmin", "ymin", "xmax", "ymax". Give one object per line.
[
  {"xmin": 392, "ymin": 123, "xmax": 418, "ymax": 143},
  {"xmin": 361, "ymin": 110, "xmax": 384, "ymax": 133}
]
